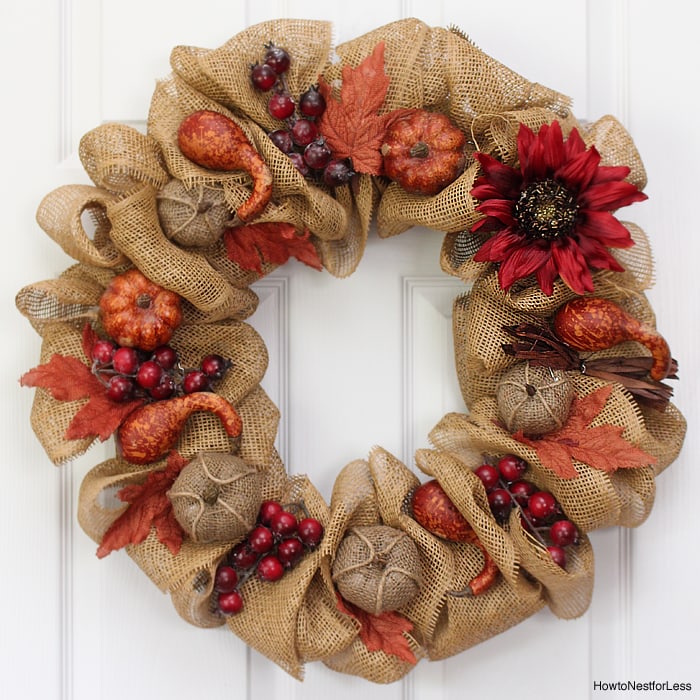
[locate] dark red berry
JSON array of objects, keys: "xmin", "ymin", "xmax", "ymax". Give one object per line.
[
  {"xmin": 149, "ymin": 374, "xmax": 176, "ymax": 400},
  {"xmin": 106, "ymin": 375, "xmax": 135, "ymax": 402},
  {"xmin": 268, "ymin": 92, "xmax": 295, "ymax": 120},
  {"xmin": 497, "ymin": 454, "xmax": 528, "ymax": 482},
  {"xmin": 257, "ymin": 554, "xmax": 285, "ymax": 582},
  {"xmin": 528, "ymin": 491, "xmax": 558, "ymax": 521},
  {"xmin": 487, "ymin": 488, "xmax": 513, "ymax": 522},
  {"xmin": 269, "ymin": 128, "xmax": 294, "ymax": 153},
  {"xmin": 297, "ymin": 518, "xmax": 324, "ymax": 548},
  {"xmin": 152, "ymin": 345, "xmax": 178, "ymax": 370},
  {"xmin": 303, "ymin": 139, "xmax": 332, "ymax": 169},
  {"xmin": 214, "ymin": 565, "xmax": 239, "ymax": 593},
  {"xmin": 322, "ymin": 159, "xmax": 355, "ymax": 187},
  {"xmin": 288, "ymin": 152, "xmax": 310, "ymax": 177},
  {"xmin": 291, "ymin": 119, "xmax": 318, "ymax": 147},
  {"xmin": 91, "ymin": 339, "xmax": 116, "ymax": 365},
  {"xmin": 112, "ymin": 347, "xmax": 140, "ymax": 375},
  {"xmin": 200, "ymin": 353, "xmax": 229, "ymax": 380},
  {"xmin": 230, "ymin": 542, "xmax": 258, "ymax": 570},
  {"xmin": 277, "ymin": 538, "xmax": 305, "ymax": 568},
  {"xmin": 298, "ymin": 85, "xmax": 326, "ymax": 118},
  {"xmin": 509, "ymin": 480, "xmax": 537, "ymax": 507},
  {"xmin": 474, "ymin": 464, "xmax": 499, "ymax": 492},
  {"xmin": 263, "ymin": 44, "xmax": 290, "ymax": 74},
  {"xmin": 258, "ymin": 500, "xmax": 283, "ymax": 526},
  {"xmin": 549, "ymin": 519, "xmax": 579, "ymax": 547},
  {"xmin": 183, "ymin": 369, "xmax": 210, "ymax": 394},
  {"xmin": 217, "ymin": 590, "xmax": 244, "ymax": 615},
  {"xmin": 269, "ymin": 510, "xmax": 298, "ymax": 538},
  {"xmin": 251, "ymin": 62, "xmax": 278, "ymax": 91},
  {"xmin": 248, "ymin": 526, "xmax": 274, "ymax": 554},
  {"xmin": 136, "ymin": 360, "xmax": 163, "ymax": 390},
  {"xmin": 547, "ymin": 545, "xmax": 567, "ymax": 569}
]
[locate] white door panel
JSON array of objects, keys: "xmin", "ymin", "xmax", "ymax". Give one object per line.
[{"xmin": 3, "ymin": 1, "xmax": 697, "ymax": 698}]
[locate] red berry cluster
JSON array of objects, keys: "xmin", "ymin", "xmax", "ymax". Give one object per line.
[
  {"xmin": 91, "ymin": 338, "xmax": 231, "ymax": 404},
  {"xmin": 214, "ymin": 499, "xmax": 324, "ymax": 616},
  {"xmin": 474, "ymin": 454, "xmax": 580, "ymax": 569},
  {"xmin": 250, "ymin": 43, "xmax": 355, "ymax": 187}
]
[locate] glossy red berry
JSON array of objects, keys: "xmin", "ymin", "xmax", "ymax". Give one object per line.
[
  {"xmin": 112, "ymin": 347, "xmax": 140, "ymax": 375},
  {"xmin": 322, "ymin": 159, "xmax": 355, "ymax": 187},
  {"xmin": 474, "ymin": 464, "xmax": 499, "ymax": 492},
  {"xmin": 230, "ymin": 542, "xmax": 258, "ymax": 570},
  {"xmin": 269, "ymin": 128, "xmax": 294, "ymax": 153},
  {"xmin": 549, "ymin": 519, "xmax": 579, "ymax": 547},
  {"xmin": 106, "ymin": 375, "xmax": 135, "ymax": 402},
  {"xmin": 251, "ymin": 62, "xmax": 278, "ymax": 91},
  {"xmin": 509, "ymin": 480, "xmax": 537, "ymax": 507},
  {"xmin": 547, "ymin": 545, "xmax": 567, "ymax": 569},
  {"xmin": 268, "ymin": 92, "xmax": 295, "ymax": 120},
  {"xmin": 263, "ymin": 44, "xmax": 290, "ymax": 74},
  {"xmin": 528, "ymin": 491, "xmax": 558, "ymax": 521},
  {"xmin": 248, "ymin": 526, "xmax": 274, "ymax": 554},
  {"xmin": 297, "ymin": 517, "xmax": 324, "ymax": 548},
  {"xmin": 277, "ymin": 538, "xmax": 304, "ymax": 568},
  {"xmin": 214, "ymin": 565, "xmax": 239, "ymax": 593},
  {"xmin": 258, "ymin": 500, "xmax": 284, "ymax": 526},
  {"xmin": 497, "ymin": 454, "xmax": 528, "ymax": 482},
  {"xmin": 487, "ymin": 488, "xmax": 513, "ymax": 522},
  {"xmin": 152, "ymin": 345, "xmax": 178, "ymax": 370},
  {"xmin": 269, "ymin": 510, "xmax": 298, "ymax": 538},
  {"xmin": 298, "ymin": 85, "xmax": 326, "ymax": 118},
  {"xmin": 149, "ymin": 374, "xmax": 175, "ymax": 400},
  {"xmin": 257, "ymin": 554, "xmax": 285, "ymax": 582},
  {"xmin": 217, "ymin": 590, "xmax": 244, "ymax": 615},
  {"xmin": 291, "ymin": 118, "xmax": 318, "ymax": 147},
  {"xmin": 303, "ymin": 139, "xmax": 332, "ymax": 169},
  {"xmin": 288, "ymin": 152, "xmax": 310, "ymax": 177},
  {"xmin": 136, "ymin": 360, "xmax": 163, "ymax": 390},
  {"xmin": 200, "ymin": 354, "xmax": 229, "ymax": 380},
  {"xmin": 91, "ymin": 339, "xmax": 116, "ymax": 364},
  {"xmin": 183, "ymin": 369, "xmax": 210, "ymax": 394}
]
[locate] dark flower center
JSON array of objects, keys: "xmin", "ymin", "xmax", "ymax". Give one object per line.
[{"xmin": 514, "ymin": 180, "xmax": 579, "ymax": 240}]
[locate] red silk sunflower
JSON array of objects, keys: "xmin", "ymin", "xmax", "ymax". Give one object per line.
[{"xmin": 470, "ymin": 120, "xmax": 647, "ymax": 295}]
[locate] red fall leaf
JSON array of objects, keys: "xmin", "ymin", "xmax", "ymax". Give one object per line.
[
  {"xmin": 513, "ymin": 385, "xmax": 657, "ymax": 479},
  {"xmin": 97, "ymin": 450, "xmax": 188, "ymax": 558},
  {"xmin": 336, "ymin": 594, "xmax": 417, "ymax": 665},
  {"xmin": 317, "ymin": 42, "xmax": 395, "ymax": 175},
  {"xmin": 223, "ymin": 222, "xmax": 323, "ymax": 274},
  {"xmin": 20, "ymin": 352, "xmax": 143, "ymax": 442}
]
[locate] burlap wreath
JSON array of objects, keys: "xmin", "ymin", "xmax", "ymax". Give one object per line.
[{"xmin": 16, "ymin": 18, "xmax": 686, "ymax": 684}]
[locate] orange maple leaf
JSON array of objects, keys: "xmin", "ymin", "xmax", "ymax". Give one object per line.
[
  {"xmin": 20, "ymin": 351, "xmax": 143, "ymax": 442},
  {"xmin": 97, "ymin": 450, "xmax": 188, "ymax": 558},
  {"xmin": 223, "ymin": 222, "xmax": 322, "ymax": 274},
  {"xmin": 513, "ymin": 385, "xmax": 657, "ymax": 479},
  {"xmin": 317, "ymin": 42, "xmax": 397, "ymax": 175},
  {"xmin": 336, "ymin": 594, "xmax": 417, "ymax": 665}
]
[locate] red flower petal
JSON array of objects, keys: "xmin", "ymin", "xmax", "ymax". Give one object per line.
[
  {"xmin": 473, "ymin": 227, "xmax": 524, "ymax": 262},
  {"xmin": 475, "ymin": 198, "xmax": 516, "ymax": 226},
  {"xmin": 555, "ymin": 146, "xmax": 601, "ymax": 192},
  {"xmin": 552, "ymin": 239, "xmax": 594, "ymax": 294},
  {"xmin": 578, "ymin": 180, "xmax": 647, "ymax": 210},
  {"xmin": 474, "ymin": 152, "xmax": 522, "ymax": 198},
  {"xmin": 575, "ymin": 235, "xmax": 626, "ymax": 271},
  {"xmin": 563, "ymin": 126, "xmax": 586, "ymax": 159},
  {"xmin": 471, "ymin": 182, "xmax": 510, "ymax": 201},
  {"xmin": 590, "ymin": 164, "xmax": 632, "ymax": 185},
  {"xmin": 497, "ymin": 241, "xmax": 549, "ymax": 289},
  {"xmin": 534, "ymin": 254, "xmax": 559, "ymax": 296},
  {"xmin": 542, "ymin": 120, "xmax": 566, "ymax": 172},
  {"xmin": 576, "ymin": 210, "xmax": 635, "ymax": 247}
]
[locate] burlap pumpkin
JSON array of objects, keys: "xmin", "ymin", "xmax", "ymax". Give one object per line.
[{"xmin": 168, "ymin": 451, "xmax": 262, "ymax": 543}]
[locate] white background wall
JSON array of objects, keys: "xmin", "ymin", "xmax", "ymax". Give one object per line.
[{"xmin": 1, "ymin": 1, "xmax": 698, "ymax": 698}]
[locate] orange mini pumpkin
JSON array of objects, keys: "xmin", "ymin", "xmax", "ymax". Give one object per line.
[
  {"xmin": 99, "ymin": 269, "xmax": 183, "ymax": 351},
  {"xmin": 381, "ymin": 109, "xmax": 467, "ymax": 195}
]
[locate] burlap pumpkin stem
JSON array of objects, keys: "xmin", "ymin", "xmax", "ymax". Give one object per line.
[
  {"xmin": 168, "ymin": 451, "xmax": 263, "ymax": 543},
  {"xmin": 496, "ymin": 362, "xmax": 574, "ymax": 436},
  {"xmin": 157, "ymin": 179, "xmax": 234, "ymax": 248},
  {"xmin": 332, "ymin": 525, "xmax": 422, "ymax": 615}
]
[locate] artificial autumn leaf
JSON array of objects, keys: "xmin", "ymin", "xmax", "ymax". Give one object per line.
[
  {"xmin": 513, "ymin": 384, "xmax": 657, "ymax": 479},
  {"xmin": 336, "ymin": 594, "xmax": 417, "ymax": 665},
  {"xmin": 20, "ymin": 353, "xmax": 143, "ymax": 442},
  {"xmin": 317, "ymin": 42, "xmax": 393, "ymax": 175},
  {"xmin": 223, "ymin": 222, "xmax": 322, "ymax": 274},
  {"xmin": 97, "ymin": 450, "xmax": 187, "ymax": 558}
]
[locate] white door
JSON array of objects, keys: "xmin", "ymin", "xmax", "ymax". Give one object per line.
[{"xmin": 3, "ymin": 1, "xmax": 698, "ymax": 698}]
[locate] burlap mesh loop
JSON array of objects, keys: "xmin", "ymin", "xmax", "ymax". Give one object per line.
[{"xmin": 35, "ymin": 184, "xmax": 127, "ymax": 268}]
